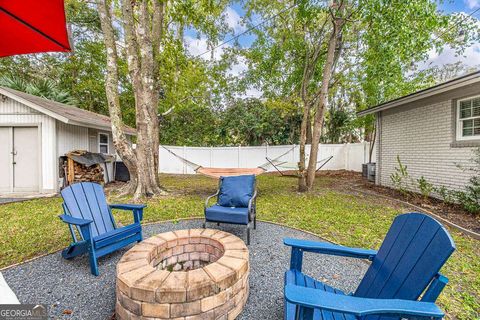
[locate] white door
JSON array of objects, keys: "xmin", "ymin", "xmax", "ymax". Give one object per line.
[
  {"xmin": 0, "ymin": 127, "xmax": 39, "ymax": 193},
  {"xmin": 13, "ymin": 127, "xmax": 39, "ymax": 192},
  {"xmin": 0, "ymin": 127, "xmax": 12, "ymax": 192}
]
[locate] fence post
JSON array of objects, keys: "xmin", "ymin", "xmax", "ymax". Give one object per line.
[
  {"xmin": 210, "ymin": 146, "xmax": 213, "ymax": 167},
  {"xmin": 344, "ymin": 143, "xmax": 349, "ymax": 171},
  {"xmin": 183, "ymin": 145, "xmax": 187, "ymax": 174},
  {"xmin": 238, "ymin": 145, "xmax": 241, "ymax": 168}
]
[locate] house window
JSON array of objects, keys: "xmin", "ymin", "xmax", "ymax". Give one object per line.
[
  {"xmin": 457, "ymin": 95, "xmax": 480, "ymax": 140},
  {"xmin": 99, "ymin": 133, "xmax": 109, "ymax": 154}
]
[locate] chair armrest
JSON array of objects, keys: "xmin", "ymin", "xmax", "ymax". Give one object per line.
[
  {"xmin": 109, "ymin": 204, "xmax": 146, "ymax": 210},
  {"xmin": 248, "ymin": 190, "xmax": 257, "ymax": 218},
  {"xmin": 59, "ymin": 214, "xmax": 92, "ymax": 226},
  {"xmin": 110, "ymin": 204, "xmax": 146, "ymax": 223},
  {"xmin": 284, "ymin": 238, "xmax": 377, "ymax": 260},
  {"xmin": 285, "ymin": 285, "xmax": 444, "ymax": 318},
  {"xmin": 205, "ymin": 191, "xmax": 219, "ymax": 209}
]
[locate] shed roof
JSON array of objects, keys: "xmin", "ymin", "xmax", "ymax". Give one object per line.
[
  {"xmin": 357, "ymin": 70, "xmax": 480, "ymax": 116},
  {"xmin": 0, "ymin": 86, "xmax": 136, "ymax": 135}
]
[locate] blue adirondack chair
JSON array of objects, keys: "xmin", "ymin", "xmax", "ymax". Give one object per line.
[
  {"xmin": 284, "ymin": 212, "xmax": 455, "ymax": 320},
  {"xmin": 59, "ymin": 182, "xmax": 146, "ymax": 276},
  {"xmin": 204, "ymin": 175, "xmax": 257, "ymax": 245}
]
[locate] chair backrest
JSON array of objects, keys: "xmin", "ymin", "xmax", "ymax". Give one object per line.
[
  {"xmin": 217, "ymin": 175, "xmax": 256, "ymax": 208},
  {"xmin": 61, "ymin": 182, "xmax": 115, "ymax": 238},
  {"xmin": 354, "ymin": 213, "xmax": 455, "ymax": 319}
]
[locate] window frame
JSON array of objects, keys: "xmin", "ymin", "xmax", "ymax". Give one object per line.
[
  {"xmin": 456, "ymin": 94, "xmax": 480, "ymax": 141},
  {"xmin": 98, "ymin": 132, "xmax": 110, "ymax": 154}
]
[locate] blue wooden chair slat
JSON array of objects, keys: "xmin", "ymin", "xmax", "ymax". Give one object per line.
[
  {"xmin": 283, "ymin": 213, "xmax": 455, "ymax": 320},
  {"xmin": 356, "ymin": 213, "xmax": 455, "ymax": 305},
  {"xmin": 357, "ymin": 213, "xmax": 428, "ymax": 298},
  {"xmin": 286, "ymin": 270, "xmax": 356, "ymax": 320},
  {"xmin": 370, "ymin": 217, "xmax": 442, "ymax": 301},
  {"xmin": 84, "ymin": 182, "xmax": 116, "ymax": 233},
  {"xmin": 59, "ymin": 182, "xmax": 145, "ymax": 276},
  {"xmin": 354, "ymin": 214, "xmax": 409, "ymax": 297},
  {"xmin": 63, "ymin": 183, "xmax": 102, "ymax": 237}
]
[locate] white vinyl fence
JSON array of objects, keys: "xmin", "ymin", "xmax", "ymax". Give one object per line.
[{"xmin": 159, "ymin": 143, "xmax": 375, "ymax": 174}]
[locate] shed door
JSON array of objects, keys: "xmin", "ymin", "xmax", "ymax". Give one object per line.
[
  {"xmin": 0, "ymin": 127, "xmax": 12, "ymax": 192},
  {"xmin": 13, "ymin": 127, "xmax": 39, "ymax": 192}
]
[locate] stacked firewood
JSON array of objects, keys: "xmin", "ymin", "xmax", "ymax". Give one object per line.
[
  {"xmin": 71, "ymin": 160, "xmax": 104, "ymax": 184},
  {"xmin": 65, "ymin": 150, "xmax": 106, "ymax": 185}
]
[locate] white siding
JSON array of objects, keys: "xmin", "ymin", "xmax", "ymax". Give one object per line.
[
  {"xmin": 87, "ymin": 128, "xmax": 115, "ymax": 182},
  {"xmin": 56, "ymin": 121, "xmax": 89, "ymax": 156},
  {"xmin": 0, "ymin": 97, "xmax": 57, "ymax": 192}
]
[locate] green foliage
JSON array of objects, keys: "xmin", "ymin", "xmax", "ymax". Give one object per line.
[
  {"xmin": 416, "ymin": 176, "xmax": 433, "ymax": 201},
  {"xmin": 0, "ymin": 75, "xmax": 78, "ymax": 105},
  {"xmin": 454, "ymin": 148, "xmax": 480, "ymax": 214},
  {"xmin": 430, "ymin": 148, "xmax": 480, "ymax": 214},
  {"xmin": 322, "ymin": 108, "xmax": 357, "ymax": 143},
  {"xmin": 455, "ymin": 179, "xmax": 480, "ymax": 214},
  {"xmin": 243, "ymin": 0, "xmax": 478, "ymax": 146},
  {"xmin": 159, "ymin": 98, "xmax": 301, "ymax": 146},
  {"xmin": 160, "ymin": 104, "xmax": 219, "ymax": 146},
  {"xmin": 218, "ymin": 98, "xmax": 302, "ymax": 146},
  {"xmin": 390, "ymin": 155, "xmax": 410, "ymax": 196},
  {"xmin": 434, "ymin": 185, "xmax": 456, "ymax": 205}
]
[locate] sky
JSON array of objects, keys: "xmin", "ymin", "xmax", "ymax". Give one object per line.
[{"xmin": 184, "ymin": 1, "xmax": 480, "ymax": 97}]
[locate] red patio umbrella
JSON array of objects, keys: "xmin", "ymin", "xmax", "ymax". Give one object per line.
[{"xmin": 0, "ymin": 0, "xmax": 71, "ymax": 57}]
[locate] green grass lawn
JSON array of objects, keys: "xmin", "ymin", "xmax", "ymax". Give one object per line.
[{"xmin": 0, "ymin": 174, "xmax": 478, "ymax": 319}]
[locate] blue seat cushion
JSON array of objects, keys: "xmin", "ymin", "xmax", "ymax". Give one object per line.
[
  {"xmin": 285, "ymin": 270, "xmax": 357, "ymax": 320},
  {"xmin": 218, "ymin": 175, "xmax": 255, "ymax": 207},
  {"xmin": 205, "ymin": 205, "xmax": 249, "ymax": 225}
]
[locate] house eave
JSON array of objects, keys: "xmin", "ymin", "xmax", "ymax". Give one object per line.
[
  {"xmin": 68, "ymin": 120, "xmax": 136, "ymax": 135},
  {"xmin": 0, "ymin": 87, "xmax": 136, "ymax": 135},
  {"xmin": 0, "ymin": 87, "xmax": 70, "ymax": 123},
  {"xmin": 357, "ymin": 71, "xmax": 480, "ymax": 117}
]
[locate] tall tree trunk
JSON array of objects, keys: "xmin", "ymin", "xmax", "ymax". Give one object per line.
[
  {"xmin": 96, "ymin": 0, "xmax": 139, "ymax": 194},
  {"xmin": 298, "ymin": 100, "xmax": 310, "ymax": 191},
  {"xmin": 297, "ymin": 18, "xmax": 329, "ymax": 192},
  {"xmin": 96, "ymin": 0, "xmax": 164, "ymax": 199},
  {"xmin": 306, "ymin": 10, "xmax": 345, "ymax": 190}
]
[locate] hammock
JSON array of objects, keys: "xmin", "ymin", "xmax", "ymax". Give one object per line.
[
  {"xmin": 265, "ymin": 155, "xmax": 333, "ymax": 176},
  {"xmin": 161, "ymin": 145, "xmax": 295, "ymax": 178}
]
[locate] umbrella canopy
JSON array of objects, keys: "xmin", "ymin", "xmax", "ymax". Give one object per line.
[{"xmin": 0, "ymin": 0, "xmax": 71, "ymax": 57}]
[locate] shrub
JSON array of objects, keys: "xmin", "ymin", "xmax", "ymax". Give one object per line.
[
  {"xmin": 434, "ymin": 185, "xmax": 455, "ymax": 205},
  {"xmin": 390, "ymin": 155, "xmax": 410, "ymax": 196},
  {"xmin": 454, "ymin": 147, "xmax": 480, "ymax": 214},
  {"xmin": 417, "ymin": 176, "xmax": 433, "ymax": 201},
  {"xmin": 456, "ymin": 177, "xmax": 480, "ymax": 214}
]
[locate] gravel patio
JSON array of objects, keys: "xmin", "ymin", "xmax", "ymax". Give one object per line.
[{"xmin": 2, "ymin": 219, "xmax": 368, "ymax": 319}]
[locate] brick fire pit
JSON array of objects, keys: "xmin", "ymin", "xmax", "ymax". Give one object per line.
[{"xmin": 116, "ymin": 229, "xmax": 249, "ymax": 319}]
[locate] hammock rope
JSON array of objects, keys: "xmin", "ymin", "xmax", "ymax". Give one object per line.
[
  {"xmin": 160, "ymin": 145, "xmax": 296, "ymax": 178},
  {"xmin": 266, "ymin": 155, "xmax": 333, "ymax": 176}
]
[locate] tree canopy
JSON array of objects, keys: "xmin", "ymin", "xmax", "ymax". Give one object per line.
[{"xmin": 0, "ymin": 0, "xmax": 478, "ymax": 153}]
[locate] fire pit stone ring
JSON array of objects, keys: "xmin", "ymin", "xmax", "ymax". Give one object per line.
[{"xmin": 116, "ymin": 229, "xmax": 249, "ymax": 319}]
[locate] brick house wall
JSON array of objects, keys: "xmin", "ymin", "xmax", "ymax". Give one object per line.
[{"xmin": 375, "ymin": 82, "xmax": 480, "ymax": 193}]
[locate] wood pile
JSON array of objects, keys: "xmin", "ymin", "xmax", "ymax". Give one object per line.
[
  {"xmin": 67, "ymin": 158, "xmax": 104, "ymax": 184},
  {"xmin": 65, "ymin": 150, "xmax": 105, "ymax": 185}
]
